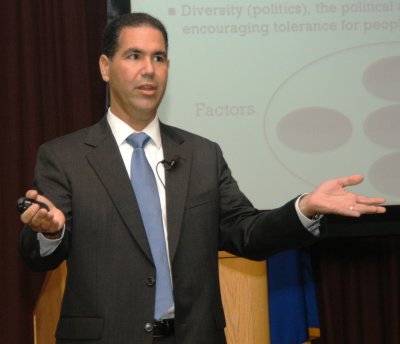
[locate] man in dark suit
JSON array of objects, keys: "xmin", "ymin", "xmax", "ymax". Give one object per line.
[{"xmin": 19, "ymin": 12, "xmax": 386, "ymax": 344}]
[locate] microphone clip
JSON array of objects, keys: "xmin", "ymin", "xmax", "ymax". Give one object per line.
[{"xmin": 161, "ymin": 155, "xmax": 179, "ymax": 170}]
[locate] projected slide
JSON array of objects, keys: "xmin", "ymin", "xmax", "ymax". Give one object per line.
[{"xmin": 131, "ymin": 0, "xmax": 400, "ymax": 207}]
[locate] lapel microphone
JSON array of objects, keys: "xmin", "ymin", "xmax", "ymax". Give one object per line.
[
  {"xmin": 156, "ymin": 155, "xmax": 180, "ymax": 188},
  {"xmin": 160, "ymin": 155, "xmax": 180, "ymax": 170}
]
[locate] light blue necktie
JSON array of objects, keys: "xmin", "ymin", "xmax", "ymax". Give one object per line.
[{"xmin": 127, "ymin": 132, "xmax": 173, "ymax": 320}]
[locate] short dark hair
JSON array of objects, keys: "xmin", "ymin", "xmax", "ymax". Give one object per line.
[{"xmin": 102, "ymin": 12, "xmax": 169, "ymax": 58}]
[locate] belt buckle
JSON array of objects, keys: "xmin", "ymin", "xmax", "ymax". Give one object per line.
[{"xmin": 152, "ymin": 319, "xmax": 174, "ymax": 338}]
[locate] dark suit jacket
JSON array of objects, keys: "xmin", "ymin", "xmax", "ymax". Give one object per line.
[{"xmin": 20, "ymin": 117, "xmax": 320, "ymax": 343}]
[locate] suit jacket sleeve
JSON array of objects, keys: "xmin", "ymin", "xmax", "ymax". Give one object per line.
[
  {"xmin": 19, "ymin": 142, "xmax": 72, "ymax": 271},
  {"xmin": 215, "ymin": 143, "xmax": 320, "ymax": 260}
]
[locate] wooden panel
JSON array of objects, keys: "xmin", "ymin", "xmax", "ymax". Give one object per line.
[
  {"xmin": 34, "ymin": 256, "xmax": 270, "ymax": 344},
  {"xmin": 33, "ymin": 262, "xmax": 66, "ymax": 344},
  {"xmin": 219, "ymin": 253, "xmax": 270, "ymax": 344}
]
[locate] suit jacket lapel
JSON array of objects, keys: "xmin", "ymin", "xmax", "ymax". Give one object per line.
[
  {"xmin": 160, "ymin": 123, "xmax": 191, "ymax": 262},
  {"xmin": 84, "ymin": 118, "xmax": 153, "ymax": 262}
]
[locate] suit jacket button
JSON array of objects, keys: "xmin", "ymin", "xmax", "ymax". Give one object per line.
[
  {"xmin": 144, "ymin": 322, "xmax": 153, "ymax": 332},
  {"xmin": 146, "ymin": 276, "xmax": 155, "ymax": 286}
]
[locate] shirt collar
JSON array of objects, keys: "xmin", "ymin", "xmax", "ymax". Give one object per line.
[{"xmin": 106, "ymin": 108, "xmax": 162, "ymax": 149}]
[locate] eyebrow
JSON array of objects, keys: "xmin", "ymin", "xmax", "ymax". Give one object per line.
[{"xmin": 123, "ymin": 48, "xmax": 167, "ymax": 58}]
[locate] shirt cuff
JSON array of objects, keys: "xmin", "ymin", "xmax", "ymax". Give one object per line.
[
  {"xmin": 37, "ymin": 225, "xmax": 65, "ymax": 257},
  {"xmin": 295, "ymin": 195, "xmax": 323, "ymax": 236}
]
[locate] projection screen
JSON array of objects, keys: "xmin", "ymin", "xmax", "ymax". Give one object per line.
[{"xmin": 131, "ymin": 0, "xmax": 400, "ymax": 208}]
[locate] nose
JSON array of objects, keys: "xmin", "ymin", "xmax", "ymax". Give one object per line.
[{"xmin": 141, "ymin": 57, "xmax": 155, "ymax": 76}]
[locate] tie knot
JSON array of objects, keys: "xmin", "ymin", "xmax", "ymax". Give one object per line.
[{"xmin": 126, "ymin": 132, "xmax": 150, "ymax": 149}]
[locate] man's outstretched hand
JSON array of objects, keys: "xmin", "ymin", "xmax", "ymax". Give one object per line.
[{"xmin": 299, "ymin": 174, "xmax": 386, "ymax": 219}]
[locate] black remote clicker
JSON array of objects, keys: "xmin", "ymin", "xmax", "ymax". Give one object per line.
[{"xmin": 16, "ymin": 197, "xmax": 50, "ymax": 214}]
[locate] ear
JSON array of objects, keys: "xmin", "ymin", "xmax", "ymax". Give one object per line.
[{"xmin": 99, "ymin": 54, "xmax": 110, "ymax": 82}]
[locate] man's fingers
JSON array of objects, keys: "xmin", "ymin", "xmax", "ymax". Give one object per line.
[
  {"xmin": 356, "ymin": 204, "xmax": 386, "ymax": 214},
  {"xmin": 20, "ymin": 191, "xmax": 65, "ymax": 233},
  {"xmin": 25, "ymin": 190, "xmax": 38, "ymax": 199},
  {"xmin": 356, "ymin": 195, "xmax": 386, "ymax": 205},
  {"xmin": 337, "ymin": 174, "xmax": 364, "ymax": 188},
  {"xmin": 22, "ymin": 207, "xmax": 53, "ymax": 231},
  {"xmin": 23, "ymin": 190, "xmax": 53, "ymax": 210},
  {"xmin": 20, "ymin": 203, "xmax": 40, "ymax": 224}
]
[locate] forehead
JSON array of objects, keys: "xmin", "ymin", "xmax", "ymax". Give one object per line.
[{"xmin": 117, "ymin": 26, "xmax": 167, "ymax": 53}]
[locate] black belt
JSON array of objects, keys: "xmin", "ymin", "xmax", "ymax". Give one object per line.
[{"xmin": 152, "ymin": 319, "xmax": 175, "ymax": 337}]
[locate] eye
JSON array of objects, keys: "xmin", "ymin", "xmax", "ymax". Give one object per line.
[
  {"xmin": 127, "ymin": 53, "xmax": 140, "ymax": 60},
  {"xmin": 153, "ymin": 55, "xmax": 166, "ymax": 63}
]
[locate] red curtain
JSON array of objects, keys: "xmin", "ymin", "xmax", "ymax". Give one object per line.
[
  {"xmin": 0, "ymin": 1, "xmax": 106, "ymax": 342},
  {"xmin": 312, "ymin": 234, "xmax": 400, "ymax": 344}
]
